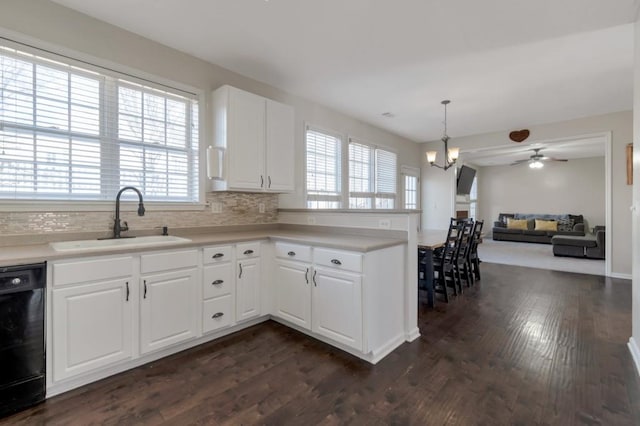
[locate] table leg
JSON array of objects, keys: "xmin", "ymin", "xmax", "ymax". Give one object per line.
[
  {"xmin": 418, "ymin": 248, "xmax": 435, "ymax": 308},
  {"xmin": 424, "ymin": 248, "xmax": 434, "ymax": 307}
]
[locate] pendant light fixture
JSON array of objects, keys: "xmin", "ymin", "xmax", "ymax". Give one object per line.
[{"xmin": 426, "ymin": 100, "xmax": 459, "ymax": 170}]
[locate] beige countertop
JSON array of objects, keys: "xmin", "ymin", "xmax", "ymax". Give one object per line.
[{"xmin": 0, "ymin": 228, "xmax": 406, "ymax": 267}]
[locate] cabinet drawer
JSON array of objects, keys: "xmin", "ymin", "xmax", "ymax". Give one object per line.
[
  {"xmin": 141, "ymin": 249, "xmax": 198, "ymax": 274},
  {"xmin": 203, "ymin": 264, "xmax": 233, "ymax": 299},
  {"xmin": 203, "ymin": 246, "xmax": 233, "ymax": 264},
  {"xmin": 53, "ymin": 256, "xmax": 134, "ymax": 286},
  {"xmin": 202, "ymin": 295, "xmax": 234, "ymax": 334},
  {"xmin": 236, "ymin": 242, "xmax": 261, "ymax": 259},
  {"xmin": 274, "ymin": 242, "xmax": 311, "ymax": 263},
  {"xmin": 314, "ymin": 248, "xmax": 363, "ymax": 273}
]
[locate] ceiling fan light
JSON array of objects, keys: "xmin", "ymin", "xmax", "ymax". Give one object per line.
[{"xmin": 529, "ymin": 160, "xmax": 544, "ymax": 169}]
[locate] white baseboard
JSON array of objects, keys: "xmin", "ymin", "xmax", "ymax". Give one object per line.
[
  {"xmin": 405, "ymin": 327, "xmax": 420, "ymax": 342},
  {"xmin": 609, "ymin": 272, "xmax": 632, "ymax": 280},
  {"xmin": 628, "ymin": 337, "xmax": 640, "ymax": 376}
]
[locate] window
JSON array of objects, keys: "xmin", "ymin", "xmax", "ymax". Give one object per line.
[
  {"xmin": 348, "ymin": 138, "xmax": 397, "ymax": 209},
  {"xmin": 0, "ymin": 43, "xmax": 199, "ymax": 203},
  {"xmin": 305, "ymin": 126, "xmax": 342, "ymax": 208},
  {"xmin": 469, "ymin": 176, "xmax": 478, "ymax": 219},
  {"xmin": 402, "ymin": 166, "xmax": 420, "ymax": 209}
]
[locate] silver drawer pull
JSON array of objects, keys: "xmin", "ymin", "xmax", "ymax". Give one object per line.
[
  {"xmin": 331, "ymin": 259, "xmax": 342, "ymax": 265},
  {"xmin": 212, "ymin": 312, "xmax": 224, "ymax": 319},
  {"xmin": 212, "ymin": 253, "xmax": 224, "ymax": 259},
  {"xmin": 287, "ymin": 251, "xmax": 296, "ymax": 257},
  {"xmin": 243, "ymin": 249, "xmax": 254, "ymax": 255},
  {"xmin": 212, "ymin": 280, "xmax": 224, "ymax": 285}
]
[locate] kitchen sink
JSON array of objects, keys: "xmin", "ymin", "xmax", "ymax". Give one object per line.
[{"xmin": 49, "ymin": 235, "xmax": 192, "ymax": 252}]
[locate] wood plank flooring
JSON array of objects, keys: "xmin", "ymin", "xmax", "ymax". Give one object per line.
[{"xmin": 3, "ymin": 262, "xmax": 640, "ymax": 425}]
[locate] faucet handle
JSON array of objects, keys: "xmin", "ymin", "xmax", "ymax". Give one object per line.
[{"xmin": 121, "ymin": 221, "xmax": 129, "ymax": 232}]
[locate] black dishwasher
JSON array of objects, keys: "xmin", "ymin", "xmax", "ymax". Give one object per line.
[{"xmin": 0, "ymin": 263, "xmax": 46, "ymax": 419}]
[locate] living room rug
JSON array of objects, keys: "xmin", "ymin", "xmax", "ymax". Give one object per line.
[{"xmin": 477, "ymin": 239, "xmax": 605, "ymax": 276}]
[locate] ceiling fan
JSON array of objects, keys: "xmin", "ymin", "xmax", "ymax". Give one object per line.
[{"xmin": 510, "ymin": 148, "xmax": 568, "ymax": 169}]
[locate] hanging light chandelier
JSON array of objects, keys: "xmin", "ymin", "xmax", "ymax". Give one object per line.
[{"xmin": 426, "ymin": 100, "xmax": 459, "ymax": 170}]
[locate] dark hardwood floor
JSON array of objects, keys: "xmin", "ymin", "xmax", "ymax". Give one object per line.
[{"xmin": 3, "ymin": 263, "xmax": 639, "ymax": 425}]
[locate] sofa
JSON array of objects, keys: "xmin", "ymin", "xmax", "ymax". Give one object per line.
[
  {"xmin": 492, "ymin": 213, "xmax": 586, "ymax": 244},
  {"xmin": 551, "ymin": 226, "xmax": 605, "ymax": 259}
]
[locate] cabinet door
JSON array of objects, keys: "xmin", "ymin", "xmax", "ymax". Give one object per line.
[
  {"xmin": 274, "ymin": 261, "xmax": 311, "ymax": 329},
  {"xmin": 312, "ymin": 267, "xmax": 363, "ymax": 351},
  {"xmin": 236, "ymin": 258, "xmax": 261, "ymax": 322},
  {"xmin": 227, "ymin": 87, "xmax": 265, "ymax": 190},
  {"xmin": 265, "ymin": 99, "xmax": 294, "ymax": 192},
  {"xmin": 52, "ymin": 279, "xmax": 132, "ymax": 381},
  {"xmin": 140, "ymin": 268, "xmax": 199, "ymax": 354}
]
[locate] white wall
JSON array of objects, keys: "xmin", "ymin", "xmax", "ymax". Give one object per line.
[
  {"xmin": 0, "ymin": 0, "xmax": 421, "ymax": 210},
  {"xmin": 478, "ymin": 157, "xmax": 606, "ymax": 230},
  {"xmin": 630, "ymin": 13, "xmax": 640, "ymax": 371},
  {"xmin": 421, "ymin": 111, "xmax": 633, "ymax": 276}
]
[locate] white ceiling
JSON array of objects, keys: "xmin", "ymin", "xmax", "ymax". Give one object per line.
[{"xmin": 52, "ymin": 0, "xmax": 638, "ymax": 142}]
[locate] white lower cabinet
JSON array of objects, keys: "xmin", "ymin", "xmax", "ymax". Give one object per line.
[
  {"xmin": 274, "ymin": 260, "xmax": 311, "ymax": 329},
  {"xmin": 236, "ymin": 242, "xmax": 262, "ymax": 322},
  {"xmin": 52, "ymin": 277, "xmax": 133, "ymax": 382},
  {"xmin": 312, "ymin": 267, "xmax": 363, "ymax": 351},
  {"xmin": 48, "ymin": 237, "xmax": 404, "ymax": 396},
  {"xmin": 236, "ymin": 257, "xmax": 261, "ymax": 322},
  {"xmin": 140, "ymin": 268, "xmax": 199, "ymax": 354},
  {"xmin": 272, "ymin": 243, "xmax": 364, "ymax": 351},
  {"xmin": 202, "ymin": 245, "xmax": 235, "ymax": 334}
]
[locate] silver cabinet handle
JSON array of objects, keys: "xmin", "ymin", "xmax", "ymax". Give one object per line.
[
  {"xmin": 212, "ymin": 253, "xmax": 224, "ymax": 259},
  {"xmin": 287, "ymin": 251, "xmax": 296, "ymax": 257},
  {"xmin": 305, "ymin": 268, "xmax": 309, "ymax": 284},
  {"xmin": 268, "ymin": 176, "xmax": 272, "ymax": 188},
  {"xmin": 239, "ymin": 263, "xmax": 243, "ymax": 278},
  {"xmin": 143, "ymin": 280, "xmax": 147, "ymax": 299},
  {"xmin": 212, "ymin": 312, "xmax": 224, "ymax": 319},
  {"xmin": 313, "ymin": 270, "xmax": 317, "ymax": 287},
  {"xmin": 331, "ymin": 259, "xmax": 342, "ymax": 265},
  {"xmin": 260, "ymin": 175, "xmax": 264, "ymax": 188},
  {"xmin": 212, "ymin": 279, "xmax": 224, "ymax": 285},
  {"xmin": 243, "ymin": 249, "xmax": 254, "ymax": 255},
  {"xmin": 126, "ymin": 281, "xmax": 130, "ymax": 302}
]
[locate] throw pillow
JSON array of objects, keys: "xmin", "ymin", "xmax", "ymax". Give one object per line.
[
  {"xmin": 535, "ymin": 219, "xmax": 558, "ymax": 231},
  {"xmin": 506, "ymin": 218, "xmax": 528, "ymax": 230},
  {"xmin": 557, "ymin": 218, "xmax": 574, "ymax": 232}
]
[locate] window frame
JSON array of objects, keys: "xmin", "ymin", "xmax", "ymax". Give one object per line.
[
  {"xmin": 401, "ymin": 165, "xmax": 420, "ymax": 210},
  {"xmin": 0, "ymin": 37, "xmax": 205, "ymax": 212},
  {"xmin": 304, "ymin": 123, "xmax": 344, "ymax": 209},
  {"xmin": 348, "ymin": 136, "xmax": 398, "ymax": 210}
]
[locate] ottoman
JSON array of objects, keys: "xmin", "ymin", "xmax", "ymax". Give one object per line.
[{"xmin": 551, "ymin": 235, "xmax": 597, "ymax": 258}]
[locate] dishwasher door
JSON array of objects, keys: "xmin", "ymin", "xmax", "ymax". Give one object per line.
[{"xmin": 0, "ymin": 263, "xmax": 46, "ymax": 419}]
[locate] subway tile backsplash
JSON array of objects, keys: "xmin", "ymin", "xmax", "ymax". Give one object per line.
[{"xmin": 0, "ymin": 192, "xmax": 278, "ymax": 237}]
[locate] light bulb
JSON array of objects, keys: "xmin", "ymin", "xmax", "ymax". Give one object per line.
[{"xmin": 426, "ymin": 151, "xmax": 437, "ymax": 163}]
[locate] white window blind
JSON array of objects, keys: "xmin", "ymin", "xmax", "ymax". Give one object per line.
[
  {"xmin": 349, "ymin": 138, "xmax": 396, "ymax": 209},
  {"xmin": 0, "ymin": 43, "xmax": 199, "ymax": 202},
  {"xmin": 305, "ymin": 126, "xmax": 342, "ymax": 208}
]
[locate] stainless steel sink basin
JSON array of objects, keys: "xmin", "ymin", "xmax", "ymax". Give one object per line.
[{"xmin": 50, "ymin": 235, "xmax": 192, "ymax": 252}]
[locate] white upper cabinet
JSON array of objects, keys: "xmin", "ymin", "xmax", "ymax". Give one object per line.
[{"xmin": 211, "ymin": 85, "xmax": 295, "ymax": 192}]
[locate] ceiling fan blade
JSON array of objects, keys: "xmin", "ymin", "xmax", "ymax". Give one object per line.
[
  {"xmin": 510, "ymin": 159, "xmax": 529, "ymax": 165},
  {"xmin": 543, "ymin": 157, "xmax": 568, "ymax": 162}
]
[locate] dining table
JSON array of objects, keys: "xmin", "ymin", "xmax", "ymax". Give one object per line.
[{"xmin": 417, "ymin": 229, "xmax": 447, "ymax": 307}]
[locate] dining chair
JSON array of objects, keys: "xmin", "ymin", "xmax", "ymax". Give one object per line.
[
  {"xmin": 451, "ymin": 219, "xmax": 474, "ymax": 290},
  {"xmin": 469, "ymin": 219, "xmax": 484, "ymax": 281},
  {"xmin": 433, "ymin": 218, "xmax": 467, "ymax": 302}
]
